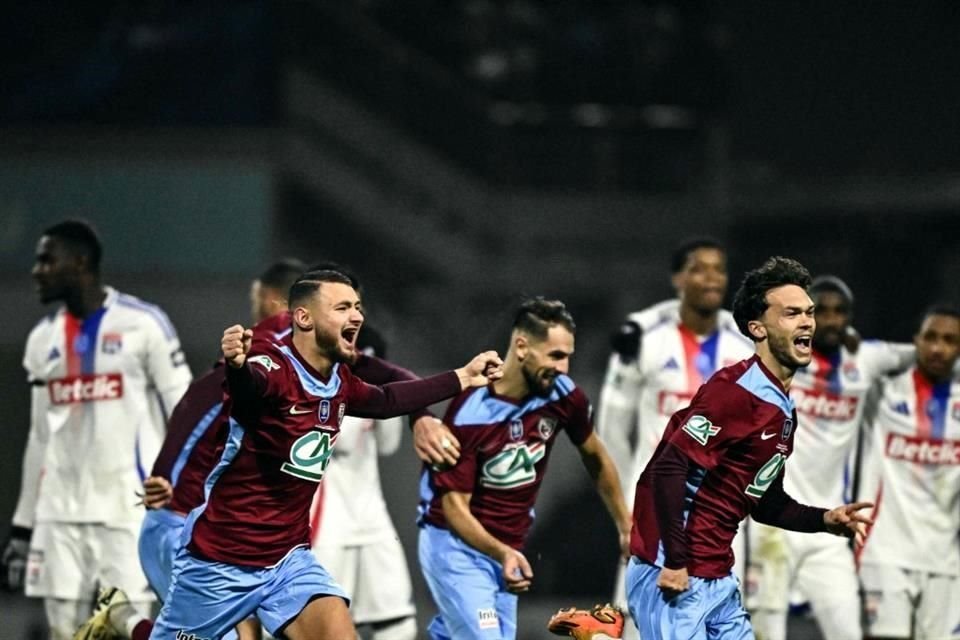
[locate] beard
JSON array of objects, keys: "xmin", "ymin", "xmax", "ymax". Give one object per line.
[
  {"xmin": 767, "ymin": 331, "xmax": 807, "ymax": 372},
  {"xmin": 522, "ymin": 363, "xmax": 558, "ymax": 397},
  {"xmin": 314, "ymin": 325, "xmax": 355, "ymax": 363}
]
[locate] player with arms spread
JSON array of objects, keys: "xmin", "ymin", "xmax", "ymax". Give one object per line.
[
  {"xmin": 148, "ymin": 270, "xmax": 503, "ymax": 640},
  {"xmin": 625, "ymin": 256, "xmax": 872, "ymax": 640},
  {"xmin": 418, "ymin": 297, "xmax": 631, "ymax": 640}
]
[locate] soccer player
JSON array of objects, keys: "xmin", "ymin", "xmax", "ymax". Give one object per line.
[
  {"xmin": 148, "ymin": 269, "xmax": 503, "ymax": 639},
  {"xmin": 750, "ymin": 275, "xmax": 914, "ymax": 640},
  {"xmin": 597, "ymin": 238, "xmax": 754, "ymax": 637},
  {"xmin": 0, "ymin": 220, "xmax": 192, "ymax": 639},
  {"xmin": 857, "ymin": 306, "xmax": 960, "ymax": 640},
  {"xmin": 625, "ymin": 256, "xmax": 872, "ymax": 640},
  {"xmin": 418, "ymin": 297, "xmax": 632, "ymax": 640}
]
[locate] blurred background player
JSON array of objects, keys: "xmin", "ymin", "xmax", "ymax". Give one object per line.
[
  {"xmin": 596, "ymin": 238, "xmax": 753, "ymax": 637},
  {"xmin": 0, "ymin": 220, "xmax": 192, "ymax": 639},
  {"xmin": 309, "ymin": 326, "xmax": 418, "ymax": 640},
  {"xmin": 625, "ymin": 256, "xmax": 872, "ymax": 640},
  {"xmin": 750, "ymin": 275, "xmax": 914, "ymax": 640},
  {"xmin": 857, "ymin": 306, "xmax": 960, "ymax": 640},
  {"xmin": 418, "ymin": 297, "xmax": 631, "ymax": 640}
]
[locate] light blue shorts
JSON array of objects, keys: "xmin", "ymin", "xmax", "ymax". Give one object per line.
[
  {"xmin": 138, "ymin": 508, "xmax": 185, "ymax": 600},
  {"xmin": 149, "ymin": 545, "xmax": 348, "ymax": 639},
  {"xmin": 626, "ymin": 557, "xmax": 754, "ymax": 640},
  {"xmin": 418, "ymin": 524, "xmax": 518, "ymax": 640}
]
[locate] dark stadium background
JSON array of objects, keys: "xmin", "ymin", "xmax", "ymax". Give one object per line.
[{"xmin": 2, "ymin": 2, "xmax": 959, "ymax": 638}]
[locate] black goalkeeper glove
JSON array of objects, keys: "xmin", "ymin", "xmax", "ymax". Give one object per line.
[{"xmin": 1, "ymin": 526, "xmax": 31, "ymax": 591}]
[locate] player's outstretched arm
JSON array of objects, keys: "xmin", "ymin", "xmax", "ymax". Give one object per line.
[
  {"xmin": 823, "ymin": 501, "xmax": 873, "ymax": 547},
  {"xmin": 575, "ymin": 433, "xmax": 632, "ymax": 559},
  {"xmin": 455, "ymin": 351, "xmax": 504, "ymax": 389},
  {"xmin": 441, "ymin": 491, "xmax": 533, "ymax": 593},
  {"xmin": 221, "ymin": 324, "xmax": 253, "ymax": 368}
]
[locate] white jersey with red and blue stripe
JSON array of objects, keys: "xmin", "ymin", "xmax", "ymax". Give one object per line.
[
  {"xmin": 597, "ymin": 301, "xmax": 754, "ymax": 500},
  {"xmin": 14, "ymin": 287, "xmax": 191, "ymax": 526},
  {"xmin": 858, "ymin": 367, "xmax": 960, "ymax": 575},
  {"xmin": 785, "ymin": 341, "xmax": 913, "ymax": 507}
]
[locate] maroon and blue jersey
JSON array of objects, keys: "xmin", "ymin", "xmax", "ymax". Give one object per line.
[
  {"xmin": 630, "ymin": 355, "xmax": 801, "ymax": 578},
  {"xmin": 420, "ymin": 375, "xmax": 593, "ymax": 550},
  {"xmin": 186, "ymin": 334, "xmax": 460, "ymax": 566}
]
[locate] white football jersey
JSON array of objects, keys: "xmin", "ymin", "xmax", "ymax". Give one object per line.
[
  {"xmin": 14, "ymin": 287, "xmax": 191, "ymax": 526},
  {"xmin": 858, "ymin": 367, "xmax": 960, "ymax": 575},
  {"xmin": 785, "ymin": 341, "xmax": 913, "ymax": 507},
  {"xmin": 597, "ymin": 300, "xmax": 754, "ymax": 501},
  {"xmin": 309, "ymin": 415, "xmax": 404, "ymax": 546}
]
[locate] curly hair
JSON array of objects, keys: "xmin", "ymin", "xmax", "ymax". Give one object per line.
[{"xmin": 732, "ymin": 257, "xmax": 812, "ymax": 341}]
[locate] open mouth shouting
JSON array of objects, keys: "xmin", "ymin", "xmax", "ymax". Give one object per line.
[{"xmin": 793, "ymin": 334, "xmax": 813, "ymax": 358}]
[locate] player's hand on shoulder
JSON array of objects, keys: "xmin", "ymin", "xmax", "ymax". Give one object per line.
[
  {"xmin": 0, "ymin": 526, "xmax": 31, "ymax": 592},
  {"xmin": 500, "ymin": 548, "xmax": 533, "ymax": 594},
  {"xmin": 140, "ymin": 475, "xmax": 174, "ymax": 510},
  {"xmin": 222, "ymin": 324, "xmax": 253, "ymax": 368},
  {"xmin": 413, "ymin": 417, "xmax": 460, "ymax": 467},
  {"xmin": 457, "ymin": 350, "xmax": 504, "ymax": 389},
  {"xmin": 656, "ymin": 566, "xmax": 689, "ymax": 597},
  {"xmin": 823, "ymin": 501, "xmax": 873, "ymax": 547}
]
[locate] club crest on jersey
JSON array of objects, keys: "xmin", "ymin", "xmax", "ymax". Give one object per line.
[
  {"xmin": 842, "ymin": 363, "xmax": 860, "ymax": 381},
  {"xmin": 337, "ymin": 402, "xmax": 346, "ymax": 425},
  {"xmin": 248, "ymin": 355, "xmax": 280, "ymax": 371},
  {"xmin": 510, "ymin": 418, "xmax": 524, "ymax": 441},
  {"xmin": 537, "ymin": 417, "xmax": 557, "ymax": 440},
  {"xmin": 101, "ymin": 333, "xmax": 123, "ymax": 354},
  {"xmin": 319, "ymin": 399, "xmax": 331, "ymax": 423},
  {"xmin": 781, "ymin": 418, "xmax": 794, "ymax": 441},
  {"xmin": 682, "ymin": 415, "xmax": 720, "ymax": 446}
]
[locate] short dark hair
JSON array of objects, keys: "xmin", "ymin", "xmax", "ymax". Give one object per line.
[
  {"xmin": 732, "ymin": 257, "xmax": 812, "ymax": 340},
  {"xmin": 670, "ymin": 237, "xmax": 725, "ymax": 274},
  {"xmin": 258, "ymin": 258, "xmax": 306, "ymax": 296},
  {"xmin": 513, "ymin": 297, "xmax": 576, "ymax": 340},
  {"xmin": 43, "ymin": 219, "xmax": 103, "ymax": 274},
  {"xmin": 810, "ymin": 275, "xmax": 854, "ymax": 307},
  {"xmin": 307, "ymin": 261, "xmax": 360, "ymax": 291},
  {"xmin": 288, "ymin": 269, "xmax": 356, "ymax": 309},
  {"xmin": 920, "ymin": 304, "xmax": 960, "ymax": 327}
]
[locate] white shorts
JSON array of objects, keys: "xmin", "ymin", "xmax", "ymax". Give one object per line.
[
  {"xmin": 312, "ymin": 537, "xmax": 415, "ymax": 625},
  {"xmin": 784, "ymin": 531, "xmax": 861, "ymax": 640},
  {"xmin": 26, "ymin": 521, "xmax": 154, "ymax": 603},
  {"xmin": 860, "ymin": 563, "xmax": 960, "ymax": 640}
]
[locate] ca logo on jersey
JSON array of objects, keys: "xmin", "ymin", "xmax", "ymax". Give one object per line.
[
  {"xmin": 249, "ymin": 355, "xmax": 280, "ymax": 371},
  {"xmin": 480, "ymin": 442, "xmax": 546, "ymax": 489},
  {"xmin": 745, "ymin": 453, "xmax": 787, "ymax": 498},
  {"xmin": 281, "ymin": 430, "xmax": 334, "ymax": 482},
  {"xmin": 682, "ymin": 415, "xmax": 721, "ymax": 446}
]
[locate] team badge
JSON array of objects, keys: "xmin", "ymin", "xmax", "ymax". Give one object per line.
[
  {"xmin": 337, "ymin": 402, "xmax": 346, "ymax": 425},
  {"xmin": 781, "ymin": 418, "xmax": 794, "ymax": 441},
  {"xmin": 842, "ymin": 363, "xmax": 860, "ymax": 382},
  {"xmin": 510, "ymin": 418, "xmax": 524, "ymax": 441},
  {"xmin": 101, "ymin": 333, "xmax": 123, "ymax": 354},
  {"xmin": 319, "ymin": 399, "xmax": 331, "ymax": 423},
  {"xmin": 537, "ymin": 417, "xmax": 557, "ymax": 440}
]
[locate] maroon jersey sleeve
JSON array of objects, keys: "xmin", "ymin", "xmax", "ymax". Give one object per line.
[
  {"xmin": 343, "ymin": 367, "xmax": 461, "ymax": 419},
  {"xmin": 752, "ymin": 468, "xmax": 827, "ymax": 532},
  {"xmin": 563, "ymin": 387, "xmax": 594, "ymax": 446},
  {"xmin": 150, "ymin": 365, "xmax": 225, "ymax": 480},
  {"xmin": 665, "ymin": 380, "xmax": 753, "ymax": 471},
  {"xmin": 350, "ymin": 354, "xmax": 434, "ymax": 423},
  {"xmin": 430, "ymin": 425, "xmax": 480, "ymax": 494}
]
